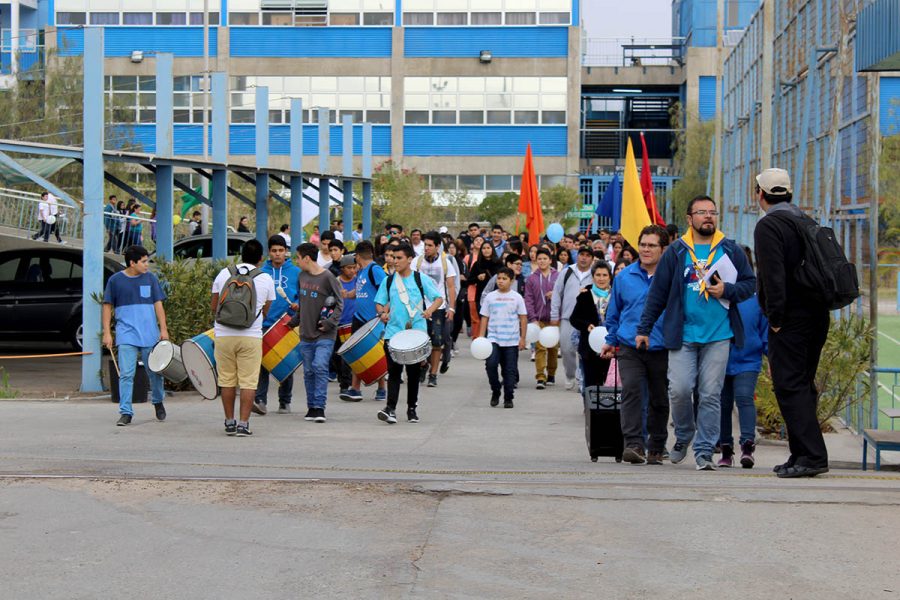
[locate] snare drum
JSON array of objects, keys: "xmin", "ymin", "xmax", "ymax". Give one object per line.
[
  {"xmin": 337, "ymin": 317, "xmax": 387, "ymax": 385},
  {"xmin": 387, "ymin": 329, "xmax": 431, "ymax": 365},
  {"xmin": 181, "ymin": 329, "xmax": 219, "ymax": 399},
  {"xmin": 147, "ymin": 339, "xmax": 188, "ymax": 383},
  {"xmin": 337, "ymin": 323, "xmax": 352, "ymax": 345},
  {"xmin": 262, "ymin": 314, "xmax": 303, "ymax": 383}
]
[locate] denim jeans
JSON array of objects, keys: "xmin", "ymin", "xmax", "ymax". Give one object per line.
[
  {"xmin": 486, "ymin": 343, "xmax": 519, "ymax": 400},
  {"xmin": 117, "ymin": 344, "xmax": 164, "ymax": 416},
  {"xmin": 719, "ymin": 371, "xmax": 759, "ymax": 447},
  {"xmin": 255, "ymin": 366, "xmax": 294, "ymax": 406},
  {"xmin": 299, "ymin": 339, "xmax": 333, "ymax": 409},
  {"xmin": 668, "ymin": 339, "xmax": 731, "ymax": 459}
]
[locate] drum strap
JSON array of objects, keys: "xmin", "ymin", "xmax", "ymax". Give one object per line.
[{"xmin": 394, "ymin": 275, "xmax": 420, "ymax": 326}]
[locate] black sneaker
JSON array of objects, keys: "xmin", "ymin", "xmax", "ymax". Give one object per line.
[
  {"xmin": 116, "ymin": 414, "xmax": 132, "ymax": 426},
  {"xmin": 154, "ymin": 403, "xmax": 166, "ymax": 421},
  {"xmin": 490, "ymin": 391, "xmax": 500, "ymax": 407},
  {"xmin": 546, "ymin": 376, "xmax": 556, "ymax": 386},
  {"xmin": 439, "ymin": 362, "xmax": 449, "ymax": 374},
  {"xmin": 304, "ymin": 408, "xmax": 315, "ymax": 421},
  {"xmin": 535, "ymin": 380, "xmax": 546, "ymax": 390},
  {"xmin": 236, "ymin": 424, "xmax": 252, "ymax": 437},
  {"xmin": 407, "ymin": 407, "xmax": 419, "ymax": 423},
  {"xmin": 313, "ymin": 408, "xmax": 327, "ymax": 423},
  {"xmin": 427, "ymin": 374, "xmax": 438, "ymax": 387},
  {"xmin": 277, "ymin": 403, "xmax": 291, "ymax": 414},
  {"xmin": 224, "ymin": 421, "xmax": 237, "ymax": 436},
  {"xmin": 503, "ymin": 399, "xmax": 514, "ymax": 408},
  {"xmin": 252, "ymin": 402, "xmax": 267, "ymax": 416},
  {"xmin": 419, "ymin": 370, "xmax": 427, "ymax": 384},
  {"xmin": 377, "ymin": 408, "xmax": 397, "ymax": 424}
]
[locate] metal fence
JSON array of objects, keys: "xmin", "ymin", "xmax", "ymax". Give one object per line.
[{"xmin": 581, "ymin": 37, "xmax": 686, "ymax": 67}]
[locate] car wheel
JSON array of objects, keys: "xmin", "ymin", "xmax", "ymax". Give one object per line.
[{"xmin": 68, "ymin": 321, "xmax": 84, "ymax": 350}]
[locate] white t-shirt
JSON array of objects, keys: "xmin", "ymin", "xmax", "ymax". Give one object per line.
[
  {"xmin": 317, "ymin": 250, "xmax": 332, "ymax": 269},
  {"xmin": 413, "ymin": 252, "xmax": 458, "ymax": 305},
  {"xmin": 280, "ymin": 232, "xmax": 292, "ymax": 247},
  {"xmin": 333, "ymin": 230, "xmax": 344, "ymax": 241},
  {"xmin": 412, "ymin": 241, "xmax": 425, "ymax": 257},
  {"xmin": 479, "ymin": 290, "xmax": 527, "ymax": 347},
  {"xmin": 211, "ymin": 263, "xmax": 276, "ymax": 338}
]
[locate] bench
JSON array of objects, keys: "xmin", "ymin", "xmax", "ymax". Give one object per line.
[
  {"xmin": 880, "ymin": 407, "xmax": 900, "ymax": 425},
  {"xmin": 862, "ymin": 429, "xmax": 900, "ymax": 470}
]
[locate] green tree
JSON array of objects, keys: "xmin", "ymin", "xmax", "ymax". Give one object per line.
[
  {"xmin": 478, "ymin": 191, "xmax": 518, "ymax": 225},
  {"xmin": 371, "ymin": 160, "xmax": 434, "ymax": 231},
  {"xmin": 541, "ymin": 184, "xmax": 582, "ymax": 228},
  {"xmin": 669, "ymin": 102, "xmax": 714, "ymax": 219}
]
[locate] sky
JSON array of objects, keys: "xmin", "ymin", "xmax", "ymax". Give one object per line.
[{"xmin": 582, "ymin": 0, "xmax": 673, "ymax": 39}]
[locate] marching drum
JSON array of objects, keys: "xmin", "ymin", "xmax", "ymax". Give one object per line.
[
  {"xmin": 262, "ymin": 314, "xmax": 303, "ymax": 383},
  {"xmin": 147, "ymin": 339, "xmax": 188, "ymax": 383},
  {"xmin": 387, "ymin": 329, "xmax": 431, "ymax": 365},
  {"xmin": 337, "ymin": 318, "xmax": 387, "ymax": 385},
  {"xmin": 337, "ymin": 323, "xmax": 353, "ymax": 345},
  {"xmin": 181, "ymin": 329, "xmax": 219, "ymax": 399}
]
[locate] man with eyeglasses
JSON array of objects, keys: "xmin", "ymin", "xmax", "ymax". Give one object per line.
[{"xmin": 637, "ymin": 195, "xmax": 757, "ymax": 471}]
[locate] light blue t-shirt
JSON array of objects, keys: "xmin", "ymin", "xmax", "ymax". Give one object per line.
[
  {"xmin": 374, "ymin": 271, "xmax": 442, "ymax": 340},
  {"xmin": 682, "ymin": 243, "xmax": 732, "ymax": 344},
  {"xmin": 479, "ymin": 289, "xmax": 527, "ymax": 347},
  {"xmin": 102, "ymin": 271, "xmax": 166, "ymax": 347}
]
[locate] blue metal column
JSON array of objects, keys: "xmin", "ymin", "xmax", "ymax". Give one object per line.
[
  {"xmin": 290, "ymin": 98, "xmax": 304, "ymax": 247},
  {"xmin": 81, "ymin": 27, "xmax": 104, "ymax": 392},
  {"xmin": 155, "ymin": 53, "xmax": 174, "ymax": 261},
  {"xmin": 318, "ymin": 107, "xmax": 330, "ymax": 230},
  {"xmin": 362, "ymin": 123, "xmax": 373, "ymax": 240},
  {"xmin": 211, "ymin": 71, "xmax": 228, "ymax": 260},
  {"xmin": 255, "ymin": 86, "xmax": 269, "ymax": 245},
  {"xmin": 342, "ymin": 115, "xmax": 354, "ymax": 241}
]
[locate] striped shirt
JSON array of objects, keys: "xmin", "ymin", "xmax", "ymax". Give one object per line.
[{"xmin": 480, "ymin": 290, "xmax": 527, "ymax": 347}]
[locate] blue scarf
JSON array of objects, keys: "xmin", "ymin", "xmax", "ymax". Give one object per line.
[{"xmin": 592, "ymin": 285, "xmax": 610, "ymax": 299}]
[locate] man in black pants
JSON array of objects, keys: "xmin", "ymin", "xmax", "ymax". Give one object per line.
[{"xmin": 754, "ymin": 168, "xmax": 830, "ymax": 478}]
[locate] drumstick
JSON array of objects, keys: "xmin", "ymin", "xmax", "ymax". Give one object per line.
[
  {"xmin": 277, "ymin": 286, "xmax": 289, "ymax": 301},
  {"xmin": 109, "ymin": 346, "xmax": 120, "ymax": 377}
]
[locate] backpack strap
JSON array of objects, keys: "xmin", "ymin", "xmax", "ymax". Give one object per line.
[{"xmin": 559, "ymin": 267, "xmax": 574, "ymax": 306}]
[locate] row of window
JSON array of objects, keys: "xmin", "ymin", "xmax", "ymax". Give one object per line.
[
  {"xmin": 57, "ymin": 12, "xmax": 220, "ymax": 26},
  {"xmin": 428, "ymin": 174, "xmax": 567, "ymax": 192},
  {"xmin": 405, "ymin": 110, "xmax": 565, "ymax": 125}
]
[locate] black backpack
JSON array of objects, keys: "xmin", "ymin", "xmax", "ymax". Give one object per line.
[{"xmin": 770, "ymin": 212, "xmax": 859, "ymax": 310}]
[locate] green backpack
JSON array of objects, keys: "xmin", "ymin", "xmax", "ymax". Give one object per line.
[{"xmin": 215, "ymin": 265, "xmax": 263, "ymax": 328}]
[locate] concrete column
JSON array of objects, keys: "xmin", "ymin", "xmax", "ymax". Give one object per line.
[
  {"xmin": 759, "ymin": 0, "xmax": 774, "ymax": 169},
  {"xmin": 362, "ymin": 123, "xmax": 373, "ymax": 240},
  {"xmin": 342, "ymin": 114, "xmax": 354, "ymax": 241},
  {"xmin": 155, "ymin": 53, "xmax": 174, "ymax": 262},
  {"xmin": 390, "ymin": 26, "xmax": 404, "ymax": 164},
  {"xmin": 211, "ymin": 71, "xmax": 228, "ymax": 260},
  {"xmin": 255, "ymin": 86, "xmax": 269, "ymax": 245},
  {"xmin": 318, "ymin": 107, "xmax": 330, "ymax": 229},
  {"xmin": 81, "ymin": 27, "xmax": 104, "ymax": 392},
  {"xmin": 566, "ymin": 24, "xmax": 583, "ymax": 183},
  {"xmin": 10, "ymin": 0, "xmax": 20, "ymax": 75},
  {"xmin": 290, "ymin": 97, "xmax": 304, "ymax": 246}
]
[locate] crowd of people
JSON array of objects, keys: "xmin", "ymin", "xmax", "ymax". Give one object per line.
[{"xmin": 101, "ymin": 167, "xmax": 831, "ymax": 479}]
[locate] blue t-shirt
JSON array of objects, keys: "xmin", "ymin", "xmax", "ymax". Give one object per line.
[
  {"xmin": 374, "ymin": 271, "xmax": 442, "ymax": 340},
  {"xmin": 102, "ymin": 271, "xmax": 166, "ymax": 347},
  {"xmin": 682, "ymin": 243, "xmax": 732, "ymax": 344},
  {"xmin": 354, "ymin": 262, "xmax": 387, "ymax": 323},
  {"xmin": 339, "ymin": 277, "xmax": 357, "ymax": 325}
]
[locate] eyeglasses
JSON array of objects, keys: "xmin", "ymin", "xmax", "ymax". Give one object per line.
[
  {"xmin": 638, "ymin": 243, "xmax": 661, "ymax": 249},
  {"xmin": 690, "ymin": 210, "xmax": 719, "ymax": 217}
]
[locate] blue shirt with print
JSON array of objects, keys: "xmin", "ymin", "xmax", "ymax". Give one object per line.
[
  {"xmin": 102, "ymin": 271, "xmax": 166, "ymax": 347},
  {"xmin": 339, "ymin": 277, "xmax": 357, "ymax": 325},
  {"xmin": 354, "ymin": 262, "xmax": 387, "ymax": 323},
  {"xmin": 374, "ymin": 272, "xmax": 442, "ymax": 340},
  {"xmin": 682, "ymin": 243, "xmax": 732, "ymax": 344}
]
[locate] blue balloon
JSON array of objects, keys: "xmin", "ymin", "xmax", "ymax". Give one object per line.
[{"xmin": 546, "ymin": 223, "xmax": 564, "ymax": 243}]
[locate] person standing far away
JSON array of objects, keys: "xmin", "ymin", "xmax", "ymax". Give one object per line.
[
  {"xmin": 335, "ymin": 255, "xmax": 359, "ymax": 401},
  {"xmin": 637, "ymin": 196, "xmax": 757, "ymax": 471},
  {"xmin": 479, "ymin": 267, "xmax": 528, "ymax": 408},
  {"xmin": 102, "ymin": 245, "xmax": 169, "ymax": 426},
  {"xmin": 289, "ymin": 243, "xmax": 344, "ymax": 423},
  {"xmin": 237, "ymin": 216, "xmax": 251, "ymax": 233},
  {"xmin": 317, "ymin": 230, "xmax": 334, "ymax": 268},
  {"xmin": 410, "ymin": 229, "xmax": 425, "ymax": 257},
  {"xmin": 374, "ymin": 243, "xmax": 443, "ymax": 425},
  {"xmin": 753, "ymin": 168, "xmax": 830, "ymax": 478},
  {"xmin": 490, "ymin": 224, "xmax": 507, "ymax": 255},
  {"xmin": 550, "ymin": 246, "xmax": 595, "ymax": 391},
  {"xmin": 328, "ymin": 239, "xmax": 346, "ymax": 278},
  {"xmin": 525, "ymin": 248, "xmax": 560, "ymax": 389},
  {"xmin": 104, "ymin": 194, "xmax": 119, "ymax": 252},
  {"xmin": 347, "ymin": 240, "xmax": 388, "ymax": 401},
  {"xmin": 353, "ymin": 223, "xmax": 364, "ymax": 242},
  {"xmin": 412, "ymin": 231, "xmax": 458, "ymax": 387},
  {"xmin": 601, "ymin": 226, "xmax": 670, "ymax": 465},
  {"xmin": 210, "ymin": 239, "xmax": 276, "ymax": 437},
  {"xmin": 279, "ymin": 224, "xmax": 292, "ymax": 248},
  {"xmin": 253, "ymin": 235, "xmax": 300, "ymax": 416},
  {"xmin": 309, "ymin": 225, "xmax": 320, "ymax": 245}
]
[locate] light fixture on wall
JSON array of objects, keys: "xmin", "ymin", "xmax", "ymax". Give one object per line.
[
  {"xmin": 130, "ymin": 50, "xmax": 144, "ymax": 63},
  {"xmin": 479, "ymin": 50, "xmax": 492, "ymax": 63}
]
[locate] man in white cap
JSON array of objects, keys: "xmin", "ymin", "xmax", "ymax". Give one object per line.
[{"xmin": 753, "ymin": 168, "xmax": 830, "ymax": 478}]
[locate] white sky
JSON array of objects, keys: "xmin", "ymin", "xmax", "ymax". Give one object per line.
[{"xmin": 581, "ymin": 0, "xmax": 673, "ymax": 39}]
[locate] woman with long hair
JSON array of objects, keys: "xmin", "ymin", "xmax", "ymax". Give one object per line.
[
  {"xmin": 468, "ymin": 241, "xmax": 500, "ymax": 338},
  {"xmin": 569, "ymin": 261, "xmax": 614, "ymax": 387},
  {"xmin": 463, "ymin": 235, "xmax": 484, "ymax": 337},
  {"xmin": 556, "ymin": 248, "xmax": 571, "ymax": 272},
  {"xmin": 449, "ymin": 238, "xmax": 470, "ymax": 351}
]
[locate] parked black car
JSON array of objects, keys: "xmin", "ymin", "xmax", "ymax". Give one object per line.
[
  {"xmin": 171, "ymin": 233, "xmax": 254, "ymax": 260},
  {"xmin": 0, "ymin": 248, "xmax": 124, "ymax": 349}
]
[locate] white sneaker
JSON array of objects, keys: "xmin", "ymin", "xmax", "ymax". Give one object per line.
[
  {"xmin": 530, "ymin": 350, "xmax": 535, "ymax": 361},
  {"xmin": 565, "ymin": 379, "xmax": 575, "ymax": 390}
]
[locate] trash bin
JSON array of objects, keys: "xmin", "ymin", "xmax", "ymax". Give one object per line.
[{"xmin": 109, "ymin": 359, "xmax": 149, "ymax": 404}]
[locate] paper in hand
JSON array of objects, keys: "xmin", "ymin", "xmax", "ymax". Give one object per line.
[{"xmin": 703, "ymin": 254, "xmax": 738, "ymax": 309}]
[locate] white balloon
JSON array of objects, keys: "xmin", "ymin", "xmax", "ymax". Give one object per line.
[
  {"xmin": 45, "ymin": 215, "xmax": 56, "ymax": 225},
  {"xmin": 525, "ymin": 322, "xmax": 541, "ymax": 344},
  {"xmin": 470, "ymin": 337, "xmax": 494, "ymax": 360},
  {"xmin": 588, "ymin": 326, "xmax": 608, "ymax": 353},
  {"xmin": 539, "ymin": 325, "xmax": 560, "ymax": 348}
]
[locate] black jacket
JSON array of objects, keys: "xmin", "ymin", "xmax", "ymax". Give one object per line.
[{"xmin": 753, "ymin": 203, "xmax": 827, "ymax": 328}]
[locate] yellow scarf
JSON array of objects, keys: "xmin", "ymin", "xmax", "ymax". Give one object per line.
[{"xmin": 682, "ymin": 228, "xmax": 726, "ymax": 300}]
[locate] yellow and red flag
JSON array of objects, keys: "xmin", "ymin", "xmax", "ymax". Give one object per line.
[{"xmin": 621, "ymin": 138, "xmax": 652, "ymax": 249}]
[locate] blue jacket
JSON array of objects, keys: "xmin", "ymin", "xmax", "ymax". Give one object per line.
[
  {"xmin": 261, "ymin": 257, "xmax": 301, "ymax": 328},
  {"xmin": 727, "ymin": 294, "xmax": 768, "ymax": 375},
  {"xmin": 637, "ymin": 237, "xmax": 757, "ymax": 350},
  {"xmin": 605, "ymin": 262, "xmax": 666, "ymax": 351}
]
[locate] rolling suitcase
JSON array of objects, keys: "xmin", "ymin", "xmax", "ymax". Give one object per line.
[{"xmin": 583, "ymin": 382, "xmax": 624, "ymax": 463}]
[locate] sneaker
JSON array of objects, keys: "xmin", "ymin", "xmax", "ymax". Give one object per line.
[
  {"xmin": 738, "ymin": 441, "xmax": 755, "ymax": 468},
  {"xmin": 696, "ymin": 455, "xmax": 717, "ymax": 471},
  {"xmin": 154, "ymin": 402, "xmax": 166, "ymax": 421},
  {"xmin": 670, "ymin": 442, "xmax": 688, "ymax": 464},
  {"xmin": 427, "ymin": 374, "xmax": 438, "ymax": 387},
  {"xmin": 622, "ymin": 446, "xmax": 647, "ymax": 465},
  {"xmin": 407, "ymin": 407, "xmax": 419, "ymax": 423},
  {"xmin": 503, "ymin": 399, "xmax": 514, "ymax": 408},
  {"xmin": 490, "ymin": 391, "xmax": 500, "ymax": 407},
  {"xmin": 344, "ymin": 388, "xmax": 363, "ymax": 402},
  {"xmin": 328, "ymin": 372, "xmax": 338, "ymax": 383},
  {"xmin": 565, "ymin": 378, "xmax": 575, "ymax": 390},
  {"xmin": 646, "ymin": 451, "xmax": 664, "ymax": 465},
  {"xmin": 339, "ymin": 388, "xmax": 350, "ymax": 400},
  {"xmin": 313, "ymin": 408, "xmax": 327, "ymax": 423},
  {"xmin": 252, "ymin": 402, "xmax": 267, "ymax": 416},
  {"xmin": 277, "ymin": 403, "xmax": 291, "ymax": 414},
  {"xmin": 236, "ymin": 424, "xmax": 253, "ymax": 437},
  {"xmin": 439, "ymin": 362, "xmax": 449, "ymax": 374},
  {"xmin": 535, "ymin": 380, "xmax": 546, "ymax": 390},
  {"xmin": 530, "ymin": 350, "xmax": 535, "ymax": 362},
  {"xmin": 224, "ymin": 421, "xmax": 237, "ymax": 436},
  {"xmin": 717, "ymin": 444, "xmax": 734, "ymax": 468},
  {"xmin": 546, "ymin": 376, "xmax": 556, "ymax": 386},
  {"xmin": 374, "ymin": 389, "xmax": 387, "ymax": 402},
  {"xmin": 377, "ymin": 408, "xmax": 397, "ymax": 424},
  {"xmin": 116, "ymin": 414, "xmax": 132, "ymax": 426},
  {"xmin": 304, "ymin": 408, "xmax": 315, "ymax": 421}
]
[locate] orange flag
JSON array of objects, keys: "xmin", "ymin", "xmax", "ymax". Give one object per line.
[{"xmin": 517, "ymin": 143, "xmax": 545, "ymax": 246}]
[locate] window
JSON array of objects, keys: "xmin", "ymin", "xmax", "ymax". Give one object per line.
[
  {"xmin": 541, "ymin": 175, "xmax": 567, "ymax": 189},
  {"xmin": 404, "ymin": 13, "xmax": 434, "ymax": 25},
  {"xmin": 90, "ymin": 13, "xmax": 120, "ymax": 25},
  {"xmin": 123, "ymin": 12, "xmax": 153, "ymax": 25},
  {"xmin": 363, "ymin": 12, "xmax": 394, "ymax": 25},
  {"xmin": 514, "ymin": 110, "xmax": 539, "ymax": 124},
  {"xmin": 486, "ymin": 110, "xmax": 511, "ymax": 124},
  {"xmin": 57, "ymin": 12, "xmax": 86, "ymax": 25},
  {"xmin": 405, "ymin": 111, "xmax": 429, "ymax": 124},
  {"xmin": 539, "ymin": 12, "xmax": 570, "ymax": 24},
  {"xmin": 486, "ymin": 175, "xmax": 513, "ymax": 190},
  {"xmin": 232, "ymin": 109, "xmax": 255, "ymax": 123},
  {"xmin": 471, "ymin": 12, "xmax": 502, "ymax": 25},
  {"xmin": 459, "ymin": 175, "xmax": 484, "ymax": 190},
  {"xmin": 366, "ymin": 110, "xmax": 390, "ymax": 123},
  {"xmin": 0, "ymin": 257, "xmax": 19, "ymax": 282},
  {"xmin": 506, "ymin": 12, "xmax": 536, "ymax": 25},
  {"xmin": 459, "ymin": 110, "xmax": 484, "ymax": 124},
  {"xmin": 542, "ymin": 110, "xmax": 566, "ymax": 124},
  {"xmin": 157, "ymin": 12, "xmax": 187, "ymax": 25},
  {"xmin": 262, "ymin": 12, "xmax": 294, "ymax": 25},
  {"xmin": 432, "ymin": 110, "xmax": 456, "ymax": 124},
  {"xmin": 340, "ymin": 109, "xmax": 364, "ymax": 122},
  {"xmin": 436, "ymin": 13, "xmax": 467, "ymax": 25},
  {"xmin": 331, "ymin": 13, "xmax": 360, "ymax": 24},
  {"xmin": 189, "ymin": 12, "xmax": 221, "ymax": 25},
  {"xmin": 431, "ymin": 175, "xmax": 457, "ymax": 189},
  {"xmin": 229, "ymin": 12, "xmax": 259, "ymax": 25}
]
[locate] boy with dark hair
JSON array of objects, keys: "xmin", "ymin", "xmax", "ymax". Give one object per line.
[
  {"xmin": 480, "ymin": 266, "xmax": 528, "ymax": 408},
  {"xmin": 335, "ymin": 254, "xmax": 358, "ymax": 400},
  {"xmin": 318, "ymin": 230, "xmax": 335, "ymax": 268},
  {"xmin": 347, "ymin": 240, "xmax": 388, "ymax": 401},
  {"xmin": 328, "ymin": 239, "xmax": 345, "ymax": 277},
  {"xmin": 102, "ymin": 245, "xmax": 169, "ymax": 426}
]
